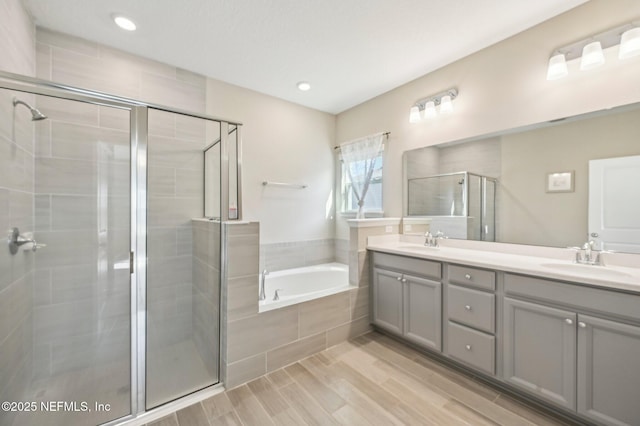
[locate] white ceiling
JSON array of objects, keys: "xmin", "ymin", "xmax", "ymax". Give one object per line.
[{"xmin": 23, "ymin": 0, "xmax": 587, "ymax": 114}]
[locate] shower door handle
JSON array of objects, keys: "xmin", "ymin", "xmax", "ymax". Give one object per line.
[{"xmin": 130, "ymin": 251, "xmax": 134, "ymax": 274}]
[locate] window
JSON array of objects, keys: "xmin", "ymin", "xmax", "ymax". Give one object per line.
[{"xmin": 340, "ymin": 150, "xmax": 383, "ymax": 215}]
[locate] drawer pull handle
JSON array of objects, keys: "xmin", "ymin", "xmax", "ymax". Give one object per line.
[
  {"xmin": 565, "ymin": 318, "xmax": 573, "ymax": 325},
  {"xmin": 578, "ymin": 322, "xmax": 587, "ymax": 328},
  {"xmin": 396, "ymin": 276, "xmax": 402, "ymax": 281},
  {"xmin": 465, "ymin": 344, "xmax": 472, "ymax": 351},
  {"xmin": 464, "ymin": 274, "xmax": 472, "ymax": 280},
  {"xmin": 401, "ymin": 278, "xmax": 407, "ymax": 283},
  {"xmin": 464, "ymin": 305, "xmax": 472, "ymax": 311}
]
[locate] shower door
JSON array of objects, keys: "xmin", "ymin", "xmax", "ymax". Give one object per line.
[
  {"xmin": 145, "ymin": 109, "xmax": 221, "ymax": 409},
  {"xmin": 1, "ymin": 89, "xmax": 133, "ymax": 426}
]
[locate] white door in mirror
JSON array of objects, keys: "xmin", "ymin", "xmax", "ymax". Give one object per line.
[{"xmin": 589, "ymin": 155, "xmax": 640, "ymax": 254}]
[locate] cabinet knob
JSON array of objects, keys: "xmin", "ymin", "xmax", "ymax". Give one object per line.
[
  {"xmin": 464, "ymin": 274, "xmax": 472, "ymax": 280},
  {"xmin": 578, "ymin": 322, "xmax": 587, "ymax": 328},
  {"xmin": 465, "ymin": 344, "xmax": 472, "ymax": 351},
  {"xmin": 401, "ymin": 278, "xmax": 407, "ymax": 283},
  {"xmin": 396, "ymin": 276, "xmax": 402, "ymax": 281},
  {"xmin": 464, "ymin": 305, "xmax": 472, "ymax": 311},
  {"xmin": 565, "ymin": 318, "xmax": 573, "ymax": 325}
]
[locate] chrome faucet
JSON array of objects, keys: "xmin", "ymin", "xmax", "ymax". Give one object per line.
[
  {"xmin": 570, "ymin": 240, "xmax": 603, "ymax": 265},
  {"xmin": 425, "ymin": 230, "xmax": 446, "ymax": 247},
  {"xmin": 259, "ymin": 269, "xmax": 268, "ymax": 301},
  {"xmin": 424, "ymin": 231, "xmax": 434, "ymax": 247}
]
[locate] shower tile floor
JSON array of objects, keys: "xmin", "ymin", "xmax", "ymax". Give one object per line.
[
  {"xmin": 10, "ymin": 340, "xmax": 214, "ymax": 426},
  {"xmin": 147, "ymin": 339, "xmax": 217, "ymax": 409},
  {"xmin": 12, "ymin": 358, "xmax": 130, "ymax": 426},
  {"xmin": 146, "ymin": 332, "xmax": 577, "ymax": 426}
]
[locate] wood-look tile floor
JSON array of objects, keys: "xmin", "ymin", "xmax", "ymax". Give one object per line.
[{"xmin": 147, "ymin": 332, "xmax": 577, "ymax": 426}]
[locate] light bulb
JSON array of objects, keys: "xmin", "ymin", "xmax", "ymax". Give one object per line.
[
  {"xmin": 619, "ymin": 27, "xmax": 640, "ymax": 60},
  {"xmin": 580, "ymin": 41, "xmax": 605, "ymax": 70},
  {"xmin": 409, "ymin": 106, "xmax": 421, "ymax": 123},
  {"xmin": 439, "ymin": 95, "xmax": 453, "ymax": 114},
  {"xmin": 424, "ymin": 100, "xmax": 437, "ymax": 119},
  {"xmin": 546, "ymin": 53, "xmax": 568, "ymax": 80}
]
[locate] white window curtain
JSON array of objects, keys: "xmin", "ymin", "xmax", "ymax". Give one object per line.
[{"xmin": 340, "ymin": 132, "xmax": 385, "ymax": 219}]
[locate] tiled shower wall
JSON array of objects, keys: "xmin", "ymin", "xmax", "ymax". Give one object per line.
[
  {"xmin": 34, "ymin": 29, "xmax": 208, "ymax": 372},
  {"xmin": 0, "ymin": 0, "xmax": 36, "ymax": 423}
]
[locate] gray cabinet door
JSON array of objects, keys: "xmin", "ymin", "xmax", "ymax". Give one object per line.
[
  {"xmin": 403, "ymin": 274, "xmax": 441, "ymax": 351},
  {"xmin": 503, "ymin": 297, "xmax": 577, "ymax": 410},
  {"xmin": 372, "ymin": 267, "xmax": 403, "ymax": 334},
  {"xmin": 577, "ymin": 314, "xmax": 640, "ymax": 426}
]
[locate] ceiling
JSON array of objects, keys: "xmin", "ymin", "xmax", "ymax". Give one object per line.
[{"xmin": 23, "ymin": 0, "xmax": 587, "ymax": 114}]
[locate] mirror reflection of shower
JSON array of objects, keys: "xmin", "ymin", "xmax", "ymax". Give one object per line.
[{"xmin": 408, "ymin": 171, "xmax": 497, "ymax": 241}]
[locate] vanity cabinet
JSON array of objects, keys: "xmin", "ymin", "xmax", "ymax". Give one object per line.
[
  {"xmin": 504, "ymin": 273, "xmax": 640, "ymax": 425},
  {"xmin": 371, "ymin": 253, "xmax": 442, "ymax": 351}
]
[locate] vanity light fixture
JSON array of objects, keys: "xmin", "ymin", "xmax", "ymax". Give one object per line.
[
  {"xmin": 546, "ymin": 21, "xmax": 640, "ymax": 80},
  {"xmin": 408, "ymin": 88, "xmax": 458, "ymax": 123}
]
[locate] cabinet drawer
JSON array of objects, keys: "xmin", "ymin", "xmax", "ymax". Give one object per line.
[
  {"xmin": 448, "ymin": 285, "xmax": 495, "ymax": 333},
  {"xmin": 372, "ymin": 252, "xmax": 441, "ymax": 280},
  {"xmin": 448, "ymin": 264, "xmax": 495, "ymax": 291},
  {"xmin": 447, "ymin": 322, "xmax": 495, "ymax": 375}
]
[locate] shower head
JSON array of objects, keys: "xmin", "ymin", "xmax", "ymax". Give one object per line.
[{"xmin": 13, "ymin": 97, "xmax": 47, "ymax": 121}]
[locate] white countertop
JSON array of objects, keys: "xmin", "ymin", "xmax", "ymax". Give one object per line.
[{"xmin": 367, "ymin": 235, "xmax": 640, "ymax": 294}]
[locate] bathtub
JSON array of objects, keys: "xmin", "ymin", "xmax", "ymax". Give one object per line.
[{"xmin": 258, "ymin": 263, "xmax": 353, "ymax": 312}]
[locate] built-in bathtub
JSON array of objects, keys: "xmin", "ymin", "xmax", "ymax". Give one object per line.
[{"xmin": 258, "ymin": 262, "xmax": 353, "ymax": 312}]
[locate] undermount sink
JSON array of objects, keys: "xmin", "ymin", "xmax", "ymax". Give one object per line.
[
  {"xmin": 396, "ymin": 244, "xmax": 439, "ymax": 251},
  {"xmin": 539, "ymin": 262, "xmax": 632, "ymax": 279}
]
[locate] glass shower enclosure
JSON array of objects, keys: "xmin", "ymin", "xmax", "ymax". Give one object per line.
[
  {"xmin": 0, "ymin": 70, "xmax": 239, "ymax": 426},
  {"xmin": 408, "ymin": 171, "xmax": 497, "ymax": 241}
]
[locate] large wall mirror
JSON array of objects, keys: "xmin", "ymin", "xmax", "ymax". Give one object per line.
[{"xmin": 403, "ymin": 102, "xmax": 640, "ymax": 253}]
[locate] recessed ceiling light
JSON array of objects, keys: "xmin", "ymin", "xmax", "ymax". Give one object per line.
[
  {"xmin": 297, "ymin": 81, "xmax": 311, "ymax": 91},
  {"xmin": 113, "ymin": 14, "xmax": 137, "ymax": 31}
]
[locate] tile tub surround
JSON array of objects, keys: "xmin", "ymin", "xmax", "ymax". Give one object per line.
[
  {"xmin": 221, "ymin": 221, "xmax": 371, "ymax": 389},
  {"xmin": 260, "ymin": 238, "xmax": 340, "ymax": 272},
  {"xmin": 367, "ymin": 234, "xmax": 640, "ymax": 293},
  {"xmin": 348, "ymin": 218, "xmax": 402, "ymax": 288}
]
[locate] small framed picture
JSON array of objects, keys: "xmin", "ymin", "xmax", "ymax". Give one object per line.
[{"xmin": 546, "ymin": 171, "xmax": 574, "ymax": 193}]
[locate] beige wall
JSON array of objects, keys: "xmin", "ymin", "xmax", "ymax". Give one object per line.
[
  {"xmin": 335, "ymin": 0, "xmax": 640, "ymax": 239},
  {"xmin": 206, "ymin": 79, "xmax": 336, "ymax": 244}
]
